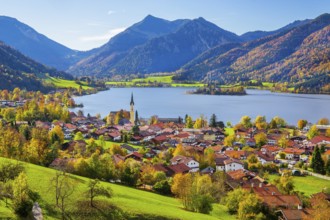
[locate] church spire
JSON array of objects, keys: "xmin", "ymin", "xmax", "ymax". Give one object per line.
[{"xmin": 130, "ymin": 93, "xmax": 134, "ymax": 106}]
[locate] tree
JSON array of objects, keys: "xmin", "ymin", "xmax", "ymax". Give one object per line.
[
  {"xmin": 149, "ymin": 115, "xmax": 158, "ymax": 125},
  {"xmin": 278, "ymin": 135, "xmax": 289, "ymax": 148},
  {"xmin": 240, "ymin": 116, "xmax": 252, "ymax": 128},
  {"xmin": 49, "ymin": 125, "xmax": 64, "ymax": 144},
  {"xmin": 305, "ymin": 193, "xmax": 330, "ymax": 220},
  {"xmin": 297, "ymin": 119, "xmax": 308, "ymax": 130},
  {"xmin": 85, "ymin": 179, "xmax": 112, "ymax": 207},
  {"xmin": 209, "ymin": 114, "xmax": 217, "ymax": 128},
  {"xmin": 310, "ymin": 146, "xmax": 325, "ymax": 174},
  {"xmin": 273, "ymin": 171, "xmax": 294, "ymax": 194},
  {"xmin": 134, "ymin": 110, "xmax": 139, "ymax": 126},
  {"xmin": 153, "ymin": 180, "xmax": 171, "ymax": 195},
  {"xmin": 325, "ymin": 128, "xmax": 330, "ymax": 138},
  {"xmin": 238, "ymin": 193, "xmax": 266, "ymax": 220},
  {"xmin": 12, "ymin": 172, "xmax": 33, "ymax": 217},
  {"xmin": 317, "ymin": 118, "xmax": 329, "ymax": 125},
  {"xmin": 225, "ymin": 188, "xmax": 250, "ymax": 214},
  {"xmin": 273, "ymin": 116, "xmax": 287, "ymax": 128},
  {"xmin": 224, "ymin": 134, "xmax": 236, "ymax": 147},
  {"xmin": 185, "ymin": 116, "xmax": 193, "ymax": 128},
  {"xmin": 74, "ymin": 131, "xmax": 84, "ymax": 141},
  {"xmin": 307, "ymin": 125, "xmax": 319, "ymax": 139},
  {"xmin": 326, "ymin": 157, "xmax": 330, "ymax": 176},
  {"xmin": 173, "ymin": 144, "xmax": 185, "ymax": 157},
  {"xmin": 171, "ymin": 173, "xmax": 193, "ymax": 209},
  {"xmin": 56, "ymin": 173, "xmax": 75, "ymax": 220},
  {"xmin": 254, "ymin": 132, "xmax": 267, "ymax": 148}
]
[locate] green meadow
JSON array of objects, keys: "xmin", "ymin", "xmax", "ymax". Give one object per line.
[
  {"xmin": 0, "ymin": 157, "xmax": 234, "ymax": 220},
  {"xmin": 46, "ymin": 77, "xmax": 93, "ymax": 90}
]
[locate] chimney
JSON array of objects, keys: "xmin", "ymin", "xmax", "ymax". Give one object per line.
[
  {"xmin": 272, "ymin": 192, "xmax": 275, "ymax": 195},
  {"xmin": 259, "ymin": 183, "xmax": 263, "ymax": 188},
  {"xmin": 298, "ymin": 204, "xmax": 303, "ymax": 210},
  {"xmin": 251, "ymin": 183, "xmax": 254, "ymax": 187}
]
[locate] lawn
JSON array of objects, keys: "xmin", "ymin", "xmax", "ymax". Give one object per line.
[
  {"xmin": 269, "ymin": 174, "xmax": 330, "ymax": 196},
  {"xmin": 46, "ymin": 77, "xmax": 93, "ymax": 90},
  {"xmin": 0, "ymin": 157, "xmax": 234, "ymax": 220}
]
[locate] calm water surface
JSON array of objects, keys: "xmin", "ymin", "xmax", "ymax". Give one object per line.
[{"xmin": 73, "ymin": 88, "xmax": 330, "ymax": 124}]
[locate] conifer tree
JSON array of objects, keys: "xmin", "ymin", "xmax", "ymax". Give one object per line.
[{"xmin": 311, "ymin": 146, "xmax": 325, "ymax": 174}]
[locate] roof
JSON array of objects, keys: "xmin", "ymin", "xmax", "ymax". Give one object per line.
[
  {"xmin": 167, "ymin": 163, "xmax": 190, "ymax": 174},
  {"xmin": 262, "ymin": 195, "xmax": 301, "ymax": 208},
  {"xmin": 224, "ymin": 158, "xmax": 244, "ymax": 165},
  {"xmin": 227, "ymin": 169, "xmax": 256, "ymax": 180},
  {"xmin": 280, "ymin": 209, "xmax": 309, "ymax": 220},
  {"xmin": 283, "ymin": 148, "xmax": 305, "ymax": 155},
  {"xmin": 170, "ymin": 155, "xmax": 195, "ymax": 165},
  {"xmin": 310, "ymin": 135, "xmax": 330, "ymax": 144},
  {"xmin": 112, "ymin": 154, "xmax": 125, "ymax": 164}
]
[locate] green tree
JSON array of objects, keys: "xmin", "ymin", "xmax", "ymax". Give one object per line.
[
  {"xmin": 74, "ymin": 131, "xmax": 84, "ymax": 141},
  {"xmin": 273, "ymin": 171, "xmax": 294, "ymax": 194},
  {"xmin": 85, "ymin": 179, "xmax": 112, "ymax": 207},
  {"xmin": 49, "ymin": 125, "xmax": 64, "ymax": 144},
  {"xmin": 209, "ymin": 114, "xmax": 217, "ymax": 128},
  {"xmin": 185, "ymin": 116, "xmax": 193, "ymax": 128},
  {"xmin": 225, "ymin": 188, "xmax": 250, "ymax": 214},
  {"xmin": 310, "ymin": 146, "xmax": 325, "ymax": 174},
  {"xmin": 224, "ymin": 134, "xmax": 236, "ymax": 147},
  {"xmin": 325, "ymin": 158, "xmax": 330, "ymax": 176}
]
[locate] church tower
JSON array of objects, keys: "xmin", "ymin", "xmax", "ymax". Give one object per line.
[{"xmin": 130, "ymin": 93, "xmax": 135, "ymax": 124}]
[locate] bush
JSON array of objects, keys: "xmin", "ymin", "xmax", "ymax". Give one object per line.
[
  {"xmin": 14, "ymin": 199, "xmax": 33, "ymax": 217},
  {"xmin": 153, "ymin": 180, "xmax": 171, "ymax": 195}
]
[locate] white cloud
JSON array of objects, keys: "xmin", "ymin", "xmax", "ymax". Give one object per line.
[
  {"xmin": 80, "ymin": 27, "xmax": 126, "ymax": 42},
  {"xmin": 108, "ymin": 10, "xmax": 116, "ymax": 15}
]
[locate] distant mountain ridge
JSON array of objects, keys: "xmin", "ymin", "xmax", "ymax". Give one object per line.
[
  {"xmin": 0, "ymin": 16, "xmax": 89, "ymax": 70},
  {"xmin": 177, "ymin": 13, "xmax": 330, "ymax": 92}
]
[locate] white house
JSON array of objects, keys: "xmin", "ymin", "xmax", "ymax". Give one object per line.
[
  {"xmin": 224, "ymin": 158, "xmax": 244, "ymax": 172},
  {"xmin": 170, "ymin": 155, "xmax": 199, "ymax": 172}
]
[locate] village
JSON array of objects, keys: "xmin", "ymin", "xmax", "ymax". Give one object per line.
[{"xmin": 1, "ymin": 92, "xmax": 330, "ymax": 220}]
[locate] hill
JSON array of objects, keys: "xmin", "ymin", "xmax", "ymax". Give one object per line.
[
  {"xmin": 0, "ymin": 157, "xmax": 234, "ymax": 220},
  {"xmin": 177, "ymin": 13, "xmax": 330, "ymax": 92},
  {"xmin": 0, "ymin": 16, "xmax": 87, "ymax": 70},
  {"xmin": 68, "ymin": 15, "xmax": 240, "ymax": 77},
  {"xmin": 0, "ymin": 41, "xmax": 73, "ymax": 91}
]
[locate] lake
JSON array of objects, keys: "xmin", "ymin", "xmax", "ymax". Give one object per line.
[{"xmin": 72, "ymin": 88, "xmax": 330, "ymax": 125}]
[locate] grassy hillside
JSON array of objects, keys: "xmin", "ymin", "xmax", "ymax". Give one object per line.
[
  {"xmin": 106, "ymin": 75, "xmax": 205, "ymax": 87},
  {"xmin": 269, "ymin": 174, "xmax": 330, "ymax": 196},
  {"xmin": 46, "ymin": 77, "xmax": 93, "ymax": 90},
  {"xmin": 0, "ymin": 157, "xmax": 234, "ymax": 220}
]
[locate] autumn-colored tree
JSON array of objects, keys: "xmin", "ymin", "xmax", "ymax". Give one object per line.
[
  {"xmin": 317, "ymin": 117, "xmax": 329, "ymax": 125},
  {"xmin": 325, "ymin": 128, "xmax": 330, "ymax": 138},
  {"xmin": 307, "ymin": 125, "xmax": 319, "ymax": 140},
  {"xmin": 304, "ymin": 194, "xmax": 330, "ymax": 220},
  {"xmin": 238, "ymin": 193, "xmax": 266, "ymax": 220},
  {"xmin": 173, "ymin": 144, "xmax": 185, "ymax": 157},
  {"xmin": 278, "ymin": 135, "xmax": 289, "ymax": 148},
  {"xmin": 240, "ymin": 116, "xmax": 252, "ymax": 128},
  {"xmin": 224, "ymin": 134, "xmax": 236, "ymax": 147},
  {"xmin": 171, "ymin": 173, "xmax": 193, "ymax": 208},
  {"xmin": 273, "ymin": 171, "xmax": 294, "ymax": 195},
  {"xmin": 297, "ymin": 119, "xmax": 308, "ymax": 130},
  {"xmin": 254, "ymin": 132, "xmax": 267, "ymax": 147},
  {"xmin": 49, "ymin": 125, "xmax": 64, "ymax": 145}
]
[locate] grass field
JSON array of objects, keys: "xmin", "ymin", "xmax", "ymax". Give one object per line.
[
  {"xmin": 0, "ymin": 157, "xmax": 234, "ymax": 220},
  {"xmin": 269, "ymin": 174, "xmax": 330, "ymax": 196},
  {"xmin": 106, "ymin": 75, "xmax": 205, "ymax": 88},
  {"xmin": 46, "ymin": 77, "xmax": 93, "ymax": 90}
]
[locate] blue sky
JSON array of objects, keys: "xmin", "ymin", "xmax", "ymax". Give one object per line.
[{"xmin": 0, "ymin": 0, "xmax": 328, "ymax": 50}]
